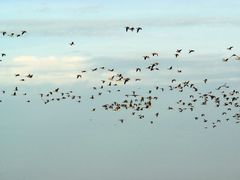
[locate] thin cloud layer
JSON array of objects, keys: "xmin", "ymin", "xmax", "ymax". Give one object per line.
[
  {"xmin": 0, "ymin": 55, "xmax": 94, "ymax": 85},
  {"xmin": 1, "ymin": 17, "xmax": 240, "ymax": 37}
]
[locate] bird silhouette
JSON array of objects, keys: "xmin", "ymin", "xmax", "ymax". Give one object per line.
[
  {"xmin": 136, "ymin": 27, "xmax": 142, "ymax": 33},
  {"xmin": 69, "ymin": 42, "xmax": 75, "ymax": 46}
]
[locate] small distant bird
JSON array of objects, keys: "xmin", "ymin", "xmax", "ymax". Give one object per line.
[
  {"xmin": 143, "ymin": 56, "xmax": 150, "ymax": 60},
  {"xmin": 76, "ymin": 74, "xmax": 82, "ymax": 79},
  {"xmin": 136, "ymin": 27, "xmax": 142, "ymax": 33},
  {"xmin": 123, "ymin": 78, "xmax": 130, "ymax": 84},
  {"xmin": 26, "ymin": 74, "xmax": 33, "ymax": 78},
  {"xmin": 171, "ymin": 79, "xmax": 176, "ymax": 83},
  {"xmin": 69, "ymin": 42, "xmax": 75, "ymax": 46},
  {"xmin": 9, "ymin": 33, "xmax": 14, "ymax": 37},
  {"xmin": 108, "ymin": 68, "xmax": 114, "ymax": 72},
  {"xmin": 204, "ymin": 79, "xmax": 207, "ymax": 84},
  {"xmin": 136, "ymin": 68, "xmax": 141, "ymax": 72},
  {"xmin": 175, "ymin": 53, "xmax": 179, "ymax": 58},
  {"xmin": 189, "ymin": 49, "xmax": 195, "ymax": 53},
  {"xmin": 227, "ymin": 46, "xmax": 233, "ymax": 50},
  {"xmin": 222, "ymin": 58, "xmax": 229, "ymax": 62},
  {"xmin": 119, "ymin": 119, "xmax": 124, "ymax": 123},
  {"xmin": 100, "ymin": 66, "xmax": 105, "ymax": 70},
  {"xmin": 129, "ymin": 27, "xmax": 135, "ymax": 32},
  {"xmin": 176, "ymin": 49, "xmax": 182, "ymax": 53},
  {"xmin": 21, "ymin": 30, "xmax": 27, "ymax": 35},
  {"xmin": 152, "ymin": 52, "xmax": 158, "ymax": 56}
]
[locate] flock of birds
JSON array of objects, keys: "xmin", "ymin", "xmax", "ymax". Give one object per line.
[
  {"xmin": 0, "ymin": 27, "xmax": 239, "ymax": 129},
  {"xmin": 1, "ymin": 30, "xmax": 27, "ymax": 37}
]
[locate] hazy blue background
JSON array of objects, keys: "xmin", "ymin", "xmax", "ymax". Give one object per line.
[{"xmin": 0, "ymin": 0, "xmax": 240, "ymax": 180}]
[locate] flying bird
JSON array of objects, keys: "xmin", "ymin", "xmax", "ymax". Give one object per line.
[
  {"xmin": 77, "ymin": 74, "xmax": 82, "ymax": 79},
  {"xmin": 136, "ymin": 27, "xmax": 142, "ymax": 33},
  {"xmin": 69, "ymin": 42, "xmax": 75, "ymax": 46},
  {"xmin": 189, "ymin": 49, "xmax": 195, "ymax": 53},
  {"xmin": 143, "ymin": 56, "xmax": 150, "ymax": 60}
]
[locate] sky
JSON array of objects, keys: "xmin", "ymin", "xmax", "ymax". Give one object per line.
[{"xmin": 0, "ymin": 0, "xmax": 240, "ymax": 180}]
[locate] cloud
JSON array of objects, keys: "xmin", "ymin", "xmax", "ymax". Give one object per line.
[
  {"xmin": 0, "ymin": 55, "xmax": 95, "ymax": 85},
  {"xmin": 0, "ymin": 55, "xmax": 134, "ymax": 86}
]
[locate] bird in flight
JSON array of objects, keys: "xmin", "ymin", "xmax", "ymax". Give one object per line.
[
  {"xmin": 143, "ymin": 56, "xmax": 150, "ymax": 60},
  {"xmin": 176, "ymin": 49, "xmax": 182, "ymax": 53},
  {"xmin": 136, "ymin": 27, "xmax": 142, "ymax": 33},
  {"xmin": 76, "ymin": 74, "xmax": 82, "ymax": 79},
  {"xmin": 189, "ymin": 49, "xmax": 195, "ymax": 53},
  {"xmin": 21, "ymin": 30, "xmax": 27, "ymax": 35},
  {"xmin": 119, "ymin": 119, "xmax": 124, "ymax": 123},
  {"xmin": 152, "ymin": 52, "xmax": 158, "ymax": 56},
  {"xmin": 69, "ymin": 42, "xmax": 75, "ymax": 46},
  {"xmin": 175, "ymin": 53, "xmax": 179, "ymax": 58}
]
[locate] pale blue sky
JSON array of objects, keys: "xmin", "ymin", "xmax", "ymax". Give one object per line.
[{"xmin": 0, "ymin": 1, "xmax": 240, "ymax": 180}]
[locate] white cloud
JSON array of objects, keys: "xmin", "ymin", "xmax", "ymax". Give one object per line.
[{"xmin": 0, "ymin": 55, "xmax": 95, "ymax": 85}]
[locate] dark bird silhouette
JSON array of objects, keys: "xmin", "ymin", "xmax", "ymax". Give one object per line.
[
  {"xmin": 69, "ymin": 42, "xmax": 75, "ymax": 46},
  {"xmin": 143, "ymin": 56, "xmax": 150, "ymax": 60},
  {"xmin": 189, "ymin": 49, "xmax": 195, "ymax": 53},
  {"xmin": 76, "ymin": 74, "xmax": 82, "ymax": 79},
  {"xmin": 123, "ymin": 78, "xmax": 130, "ymax": 84},
  {"xmin": 136, "ymin": 68, "xmax": 141, "ymax": 72},
  {"xmin": 176, "ymin": 49, "xmax": 182, "ymax": 53},
  {"xmin": 222, "ymin": 58, "xmax": 229, "ymax": 62},
  {"xmin": 136, "ymin": 27, "xmax": 142, "ymax": 33},
  {"xmin": 129, "ymin": 27, "xmax": 135, "ymax": 32},
  {"xmin": 119, "ymin": 119, "xmax": 124, "ymax": 123},
  {"xmin": 26, "ymin": 74, "xmax": 33, "ymax": 78},
  {"xmin": 21, "ymin": 31, "xmax": 27, "ymax": 35},
  {"xmin": 168, "ymin": 66, "xmax": 173, "ymax": 70},
  {"xmin": 152, "ymin": 52, "xmax": 158, "ymax": 56}
]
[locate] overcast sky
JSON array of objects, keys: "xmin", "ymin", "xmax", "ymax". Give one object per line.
[{"xmin": 0, "ymin": 1, "xmax": 240, "ymax": 180}]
